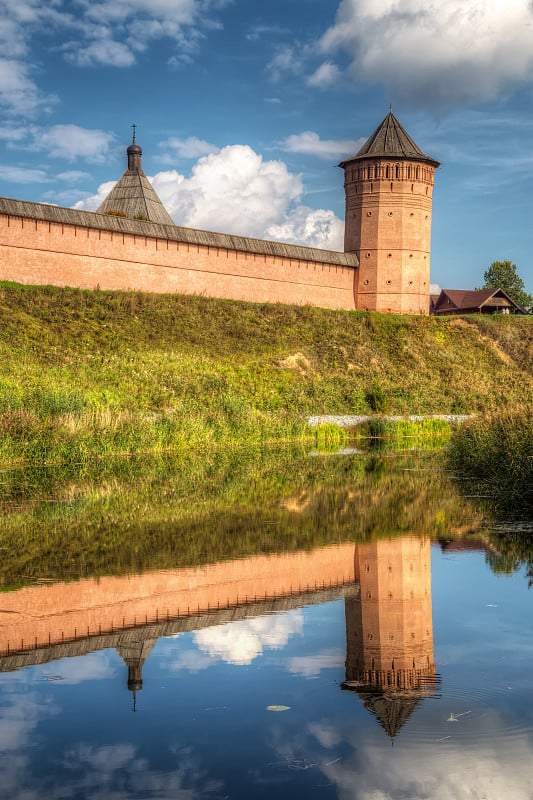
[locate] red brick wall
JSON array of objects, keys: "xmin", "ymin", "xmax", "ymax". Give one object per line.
[
  {"xmin": 0, "ymin": 212, "xmax": 357, "ymax": 311},
  {"xmin": 343, "ymin": 159, "xmax": 436, "ymax": 314}
]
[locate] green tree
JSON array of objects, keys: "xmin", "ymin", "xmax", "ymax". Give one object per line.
[{"xmin": 481, "ymin": 260, "xmax": 532, "ymax": 309}]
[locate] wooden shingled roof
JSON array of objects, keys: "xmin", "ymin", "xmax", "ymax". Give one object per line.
[
  {"xmin": 339, "ymin": 111, "xmax": 440, "ymax": 168},
  {"xmin": 96, "ymin": 140, "xmax": 175, "ymax": 226},
  {"xmin": 0, "ymin": 195, "xmax": 358, "ymax": 268}
]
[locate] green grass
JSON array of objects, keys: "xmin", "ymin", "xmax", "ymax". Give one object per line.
[
  {"xmin": 0, "ymin": 446, "xmax": 481, "ymax": 587},
  {"xmin": 0, "ymin": 282, "xmax": 532, "ymax": 463},
  {"xmin": 449, "ymin": 406, "xmax": 533, "ymax": 516}
]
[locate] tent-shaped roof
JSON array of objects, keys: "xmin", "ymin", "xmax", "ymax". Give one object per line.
[
  {"xmin": 433, "ymin": 287, "xmax": 524, "ymax": 314},
  {"xmin": 339, "ymin": 111, "xmax": 440, "ymax": 168},
  {"xmin": 97, "ymin": 136, "xmax": 175, "ymax": 226}
]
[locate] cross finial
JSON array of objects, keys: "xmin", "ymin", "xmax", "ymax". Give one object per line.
[{"xmin": 131, "ymin": 123, "xmax": 137, "ymax": 144}]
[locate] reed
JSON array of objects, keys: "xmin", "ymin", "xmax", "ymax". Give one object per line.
[{"xmin": 449, "ymin": 406, "xmax": 533, "ymax": 515}]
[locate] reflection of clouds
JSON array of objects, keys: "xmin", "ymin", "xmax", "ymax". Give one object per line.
[
  {"xmin": 169, "ymin": 649, "xmax": 215, "ymax": 673},
  {"xmin": 321, "ymin": 711, "xmax": 533, "ymax": 800},
  {"xmin": 0, "ymin": 691, "xmax": 57, "ymax": 751},
  {"xmin": 288, "ymin": 649, "xmax": 344, "ymax": 678},
  {"xmin": 58, "ymin": 742, "xmax": 223, "ymax": 800},
  {"xmin": 192, "ymin": 611, "xmax": 304, "ymax": 666},
  {"xmin": 39, "ymin": 652, "xmax": 117, "ymax": 685},
  {"xmin": 0, "ymin": 684, "xmax": 60, "ymax": 800},
  {"xmin": 308, "ymin": 721, "xmax": 341, "ymax": 750}
]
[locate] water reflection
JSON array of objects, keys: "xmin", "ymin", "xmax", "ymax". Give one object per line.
[
  {"xmin": 0, "ymin": 448, "xmax": 532, "ymax": 798},
  {"xmin": 0, "ymin": 537, "xmax": 443, "ymax": 738},
  {"xmin": 0, "ymin": 533, "xmax": 532, "ymax": 799},
  {"xmin": 343, "ymin": 537, "xmax": 439, "ymax": 740}
]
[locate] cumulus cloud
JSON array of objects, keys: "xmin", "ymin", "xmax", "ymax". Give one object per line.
[
  {"xmin": 307, "ymin": 61, "xmax": 342, "ymax": 88},
  {"xmin": 320, "ymin": 0, "xmax": 533, "ymax": 107},
  {"xmin": 76, "ymin": 144, "xmax": 346, "ymax": 250},
  {"xmin": 281, "ymin": 131, "xmax": 363, "ymax": 160},
  {"xmin": 268, "ymin": 207, "xmax": 344, "ymax": 251},
  {"xmin": 193, "ymin": 611, "xmax": 304, "ymax": 665}
]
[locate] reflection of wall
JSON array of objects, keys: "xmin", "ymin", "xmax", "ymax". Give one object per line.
[
  {"xmin": 0, "ymin": 544, "xmax": 356, "ymax": 655},
  {"xmin": 345, "ymin": 537, "xmax": 436, "ymax": 692}
]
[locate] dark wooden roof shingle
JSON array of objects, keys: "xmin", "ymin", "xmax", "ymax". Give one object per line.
[{"xmin": 339, "ymin": 111, "xmax": 440, "ymax": 168}]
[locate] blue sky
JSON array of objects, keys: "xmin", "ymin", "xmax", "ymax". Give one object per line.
[{"xmin": 1, "ymin": 0, "xmax": 533, "ymax": 293}]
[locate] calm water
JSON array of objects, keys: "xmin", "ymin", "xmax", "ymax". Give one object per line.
[{"xmin": 0, "ymin": 448, "xmax": 532, "ymax": 799}]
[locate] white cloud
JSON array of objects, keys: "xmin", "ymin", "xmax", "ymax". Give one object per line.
[
  {"xmin": 193, "ymin": 611, "xmax": 304, "ymax": 665},
  {"xmin": 76, "ymin": 144, "xmax": 346, "ymax": 250},
  {"xmin": 430, "ymin": 283, "xmax": 442, "ymax": 294},
  {"xmin": 307, "ymin": 61, "xmax": 341, "ymax": 88},
  {"xmin": 152, "ymin": 145, "xmax": 302, "ymax": 234},
  {"xmin": 268, "ymin": 206, "xmax": 344, "ymax": 251},
  {"xmin": 267, "ymin": 45, "xmax": 304, "ymax": 81},
  {"xmin": 59, "ymin": 0, "xmax": 232, "ymax": 68},
  {"xmin": 281, "ymin": 131, "xmax": 363, "ymax": 160},
  {"xmin": 160, "ymin": 136, "xmax": 220, "ymax": 160},
  {"xmin": 56, "ymin": 170, "xmax": 91, "ymax": 182},
  {"xmin": 0, "ymin": 164, "xmax": 49, "ymax": 183},
  {"xmin": 66, "ymin": 37, "xmax": 136, "ymax": 68},
  {"xmin": 320, "ymin": 0, "xmax": 533, "ymax": 107},
  {"xmin": 0, "ymin": 58, "xmax": 55, "ymax": 116},
  {"xmin": 74, "ymin": 180, "xmax": 116, "ymax": 211},
  {"xmin": 34, "ymin": 125, "xmax": 115, "ymax": 162}
]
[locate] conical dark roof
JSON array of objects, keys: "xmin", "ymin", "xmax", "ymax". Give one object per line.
[
  {"xmin": 97, "ymin": 137, "xmax": 175, "ymax": 226},
  {"xmin": 339, "ymin": 111, "xmax": 439, "ymax": 167},
  {"xmin": 359, "ymin": 691, "xmax": 421, "ymax": 740}
]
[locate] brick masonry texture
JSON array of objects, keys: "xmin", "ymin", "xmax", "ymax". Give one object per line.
[
  {"xmin": 0, "ymin": 208, "xmax": 358, "ymax": 310},
  {"xmin": 342, "ymin": 158, "xmax": 436, "ymax": 315}
]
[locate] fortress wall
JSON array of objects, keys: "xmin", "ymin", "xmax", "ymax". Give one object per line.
[
  {"xmin": 0, "ymin": 544, "xmax": 356, "ymax": 652},
  {"xmin": 0, "ymin": 211, "xmax": 357, "ymax": 311}
]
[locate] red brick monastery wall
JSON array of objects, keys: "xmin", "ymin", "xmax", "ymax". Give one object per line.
[{"xmin": 0, "ymin": 209, "xmax": 358, "ymax": 311}]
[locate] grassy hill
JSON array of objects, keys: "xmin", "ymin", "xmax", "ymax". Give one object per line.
[{"xmin": 0, "ymin": 281, "xmax": 532, "ymax": 464}]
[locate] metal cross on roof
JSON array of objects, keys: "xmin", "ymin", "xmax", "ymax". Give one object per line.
[{"xmin": 131, "ymin": 123, "xmax": 137, "ymax": 143}]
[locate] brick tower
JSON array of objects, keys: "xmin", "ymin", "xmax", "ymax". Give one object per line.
[{"xmin": 339, "ymin": 111, "xmax": 439, "ymax": 314}]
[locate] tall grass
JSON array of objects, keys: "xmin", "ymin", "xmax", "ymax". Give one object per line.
[
  {"xmin": 449, "ymin": 407, "xmax": 533, "ymax": 515},
  {"xmin": 0, "ymin": 282, "xmax": 532, "ymax": 463}
]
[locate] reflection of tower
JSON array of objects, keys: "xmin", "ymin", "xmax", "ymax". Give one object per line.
[
  {"xmin": 343, "ymin": 537, "xmax": 438, "ymax": 740},
  {"xmin": 116, "ymin": 634, "xmax": 157, "ymax": 711}
]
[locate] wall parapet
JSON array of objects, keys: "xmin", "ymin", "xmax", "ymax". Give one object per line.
[{"xmin": 0, "ymin": 196, "xmax": 358, "ymax": 269}]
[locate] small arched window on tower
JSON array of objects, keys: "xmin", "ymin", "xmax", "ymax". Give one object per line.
[
  {"xmin": 407, "ymin": 165, "xmax": 411, "ymax": 179},
  {"xmin": 395, "ymin": 164, "xmax": 400, "ymax": 179},
  {"xmin": 416, "ymin": 166, "xmax": 420, "ymax": 180},
  {"xmin": 386, "ymin": 165, "xmax": 390, "ymax": 179}
]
